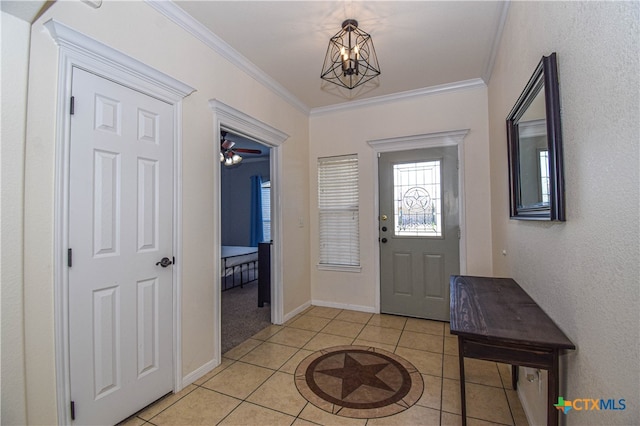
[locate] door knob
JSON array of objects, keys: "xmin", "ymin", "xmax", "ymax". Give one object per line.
[
  {"xmin": 156, "ymin": 257, "xmax": 173, "ymax": 267},
  {"xmin": 381, "ymin": 214, "xmax": 388, "ymax": 221},
  {"xmin": 381, "ymin": 238, "xmax": 388, "ymax": 243}
]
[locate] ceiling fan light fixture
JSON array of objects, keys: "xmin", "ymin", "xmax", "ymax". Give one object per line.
[
  {"xmin": 220, "ymin": 148, "xmax": 244, "ymax": 166},
  {"xmin": 320, "ymin": 19, "xmax": 380, "ymax": 90}
]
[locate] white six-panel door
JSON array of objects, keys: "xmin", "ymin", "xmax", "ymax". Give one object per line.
[{"xmin": 68, "ymin": 67, "xmax": 174, "ymax": 425}]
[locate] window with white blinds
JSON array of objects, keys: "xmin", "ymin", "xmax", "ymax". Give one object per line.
[
  {"xmin": 261, "ymin": 181, "xmax": 271, "ymax": 242},
  {"xmin": 318, "ymin": 154, "xmax": 360, "ymax": 268}
]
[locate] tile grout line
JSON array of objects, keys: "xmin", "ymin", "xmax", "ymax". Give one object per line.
[
  {"xmin": 439, "ymin": 330, "xmax": 446, "ymax": 425},
  {"xmin": 138, "ymin": 310, "xmax": 528, "ymax": 426}
]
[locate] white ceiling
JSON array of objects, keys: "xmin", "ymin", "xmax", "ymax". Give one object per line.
[
  {"xmin": 2, "ymin": 0, "xmax": 508, "ymax": 112},
  {"xmin": 0, "ymin": 0, "xmax": 50, "ymax": 22},
  {"xmin": 176, "ymin": 1, "xmax": 509, "ymax": 111}
]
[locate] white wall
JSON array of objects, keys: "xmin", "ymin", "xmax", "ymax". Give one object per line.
[
  {"xmin": 20, "ymin": 1, "xmax": 310, "ymax": 423},
  {"xmin": 1, "ymin": 10, "xmax": 30, "ymax": 426},
  {"xmin": 309, "ymin": 86, "xmax": 493, "ymax": 311},
  {"xmin": 488, "ymin": 2, "xmax": 639, "ymax": 424}
]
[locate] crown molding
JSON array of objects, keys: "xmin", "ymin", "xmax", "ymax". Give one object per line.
[
  {"xmin": 144, "ymin": 0, "xmax": 310, "ymax": 115},
  {"xmin": 310, "ymin": 78, "xmax": 486, "ymax": 116},
  {"xmin": 482, "ymin": 1, "xmax": 510, "ymax": 84}
]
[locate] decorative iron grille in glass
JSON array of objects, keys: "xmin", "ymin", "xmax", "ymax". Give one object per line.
[{"xmin": 393, "ymin": 161, "xmax": 442, "ymax": 237}]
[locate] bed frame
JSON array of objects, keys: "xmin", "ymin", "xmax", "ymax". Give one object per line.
[{"xmin": 221, "ymin": 246, "xmax": 259, "ymax": 291}]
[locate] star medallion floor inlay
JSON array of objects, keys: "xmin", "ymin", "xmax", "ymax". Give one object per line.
[{"xmin": 295, "ymin": 345, "xmax": 424, "ymax": 418}]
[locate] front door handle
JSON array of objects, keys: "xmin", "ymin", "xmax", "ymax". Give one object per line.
[{"xmin": 156, "ymin": 257, "xmax": 173, "ymax": 267}]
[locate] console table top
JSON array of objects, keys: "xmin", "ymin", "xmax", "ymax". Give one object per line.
[{"xmin": 449, "ymin": 275, "xmax": 575, "ymax": 350}]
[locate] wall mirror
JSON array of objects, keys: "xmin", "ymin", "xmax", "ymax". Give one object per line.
[{"xmin": 507, "ymin": 52, "xmax": 565, "ymax": 221}]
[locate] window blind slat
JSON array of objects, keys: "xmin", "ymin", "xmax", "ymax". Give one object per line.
[
  {"xmin": 317, "ymin": 155, "xmax": 359, "ymax": 266},
  {"xmin": 261, "ymin": 181, "xmax": 271, "ymax": 242}
]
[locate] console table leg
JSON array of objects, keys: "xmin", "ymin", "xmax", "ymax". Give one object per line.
[
  {"xmin": 458, "ymin": 336, "xmax": 467, "ymax": 426},
  {"xmin": 547, "ymin": 351, "xmax": 560, "ymax": 426}
]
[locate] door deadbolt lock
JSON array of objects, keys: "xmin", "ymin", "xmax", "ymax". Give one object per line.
[
  {"xmin": 380, "ymin": 238, "xmax": 388, "ymax": 243},
  {"xmin": 381, "ymin": 214, "xmax": 388, "ymax": 221},
  {"xmin": 381, "ymin": 226, "xmax": 387, "ymax": 232},
  {"xmin": 156, "ymin": 257, "xmax": 173, "ymax": 267}
]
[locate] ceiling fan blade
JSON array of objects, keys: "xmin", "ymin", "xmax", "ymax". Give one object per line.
[
  {"xmin": 221, "ymin": 139, "xmax": 235, "ymax": 150},
  {"xmin": 234, "ymin": 148, "xmax": 262, "ymax": 154}
]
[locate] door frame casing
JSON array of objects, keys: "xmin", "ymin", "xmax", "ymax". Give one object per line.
[
  {"xmin": 367, "ymin": 130, "xmax": 469, "ymax": 314},
  {"xmin": 45, "ymin": 20, "xmax": 195, "ymax": 425},
  {"xmin": 209, "ymin": 100, "xmax": 288, "ymax": 364}
]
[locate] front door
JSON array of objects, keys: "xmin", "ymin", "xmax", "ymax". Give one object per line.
[
  {"xmin": 379, "ymin": 146, "xmax": 459, "ymax": 321},
  {"xmin": 68, "ymin": 68, "xmax": 174, "ymax": 424}
]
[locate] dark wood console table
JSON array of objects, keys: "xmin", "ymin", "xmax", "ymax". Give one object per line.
[{"xmin": 449, "ymin": 275, "xmax": 575, "ymax": 426}]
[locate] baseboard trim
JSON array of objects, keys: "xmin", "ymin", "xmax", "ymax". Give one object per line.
[
  {"xmin": 283, "ymin": 301, "xmax": 312, "ymax": 323},
  {"xmin": 181, "ymin": 358, "xmax": 219, "ymax": 388},
  {"xmin": 311, "ymin": 299, "xmax": 376, "ymax": 314}
]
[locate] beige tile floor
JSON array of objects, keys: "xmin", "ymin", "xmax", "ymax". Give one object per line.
[{"xmin": 121, "ymin": 307, "xmax": 529, "ymax": 426}]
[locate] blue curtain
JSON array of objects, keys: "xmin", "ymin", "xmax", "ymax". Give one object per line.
[{"xmin": 249, "ymin": 175, "xmax": 263, "ymax": 247}]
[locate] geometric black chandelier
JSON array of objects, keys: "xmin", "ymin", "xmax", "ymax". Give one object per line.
[{"xmin": 320, "ymin": 19, "xmax": 381, "ymax": 90}]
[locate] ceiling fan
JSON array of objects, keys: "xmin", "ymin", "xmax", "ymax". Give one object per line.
[{"xmin": 220, "ymin": 131, "xmax": 262, "ymax": 166}]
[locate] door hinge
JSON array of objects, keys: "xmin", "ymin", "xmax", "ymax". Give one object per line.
[
  {"xmin": 68, "ymin": 248, "xmax": 72, "ymax": 267},
  {"xmin": 70, "ymin": 96, "xmax": 75, "ymax": 115},
  {"xmin": 173, "ymin": 256, "xmax": 176, "ymax": 265},
  {"xmin": 458, "ymin": 228, "xmax": 461, "ymax": 239},
  {"xmin": 70, "ymin": 401, "xmax": 75, "ymax": 420}
]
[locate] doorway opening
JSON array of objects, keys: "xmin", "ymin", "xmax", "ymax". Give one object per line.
[
  {"xmin": 210, "ymin": 99, "xmax": 288, "ymax": 363},
  {"xmin": 219, "ymin": 130, "xmax": 272, "ymax": 353}
]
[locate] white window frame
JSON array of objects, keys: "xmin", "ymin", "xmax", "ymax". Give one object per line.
[
  {"xmin": 261, "ymin": 180, "xmax": 271, "ymax": 242},
  {"xmin": 317, "ymin": 154, "xmax": 361, "ymax": 272}
]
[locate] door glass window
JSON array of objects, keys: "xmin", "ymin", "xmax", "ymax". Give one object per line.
[{"xmin": 393, "ymin": 160, "xmax": 442, "ymax": 237}]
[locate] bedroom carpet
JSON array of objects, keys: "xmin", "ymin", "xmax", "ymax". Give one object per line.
[{"xmin": 221, "ymin": 279, "xmax": 271, "ymax": 354}]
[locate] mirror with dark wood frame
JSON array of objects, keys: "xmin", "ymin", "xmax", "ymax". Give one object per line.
[{"xmin": 506, "ymin": 52, "xmax": 565, "ymax": 221}]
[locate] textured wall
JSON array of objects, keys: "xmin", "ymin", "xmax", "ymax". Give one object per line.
[
  {"xmin": 1, "ymin": 11, "xmax": 30, "ymax": 426},
  {"xmin": 488, "ymin": 2, "xmax": 639, "ymax": 424}
]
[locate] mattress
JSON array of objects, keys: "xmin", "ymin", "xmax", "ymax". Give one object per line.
[{"xmin": 221, "ymin": 246, "xmax": 258, "ymax": 267}]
